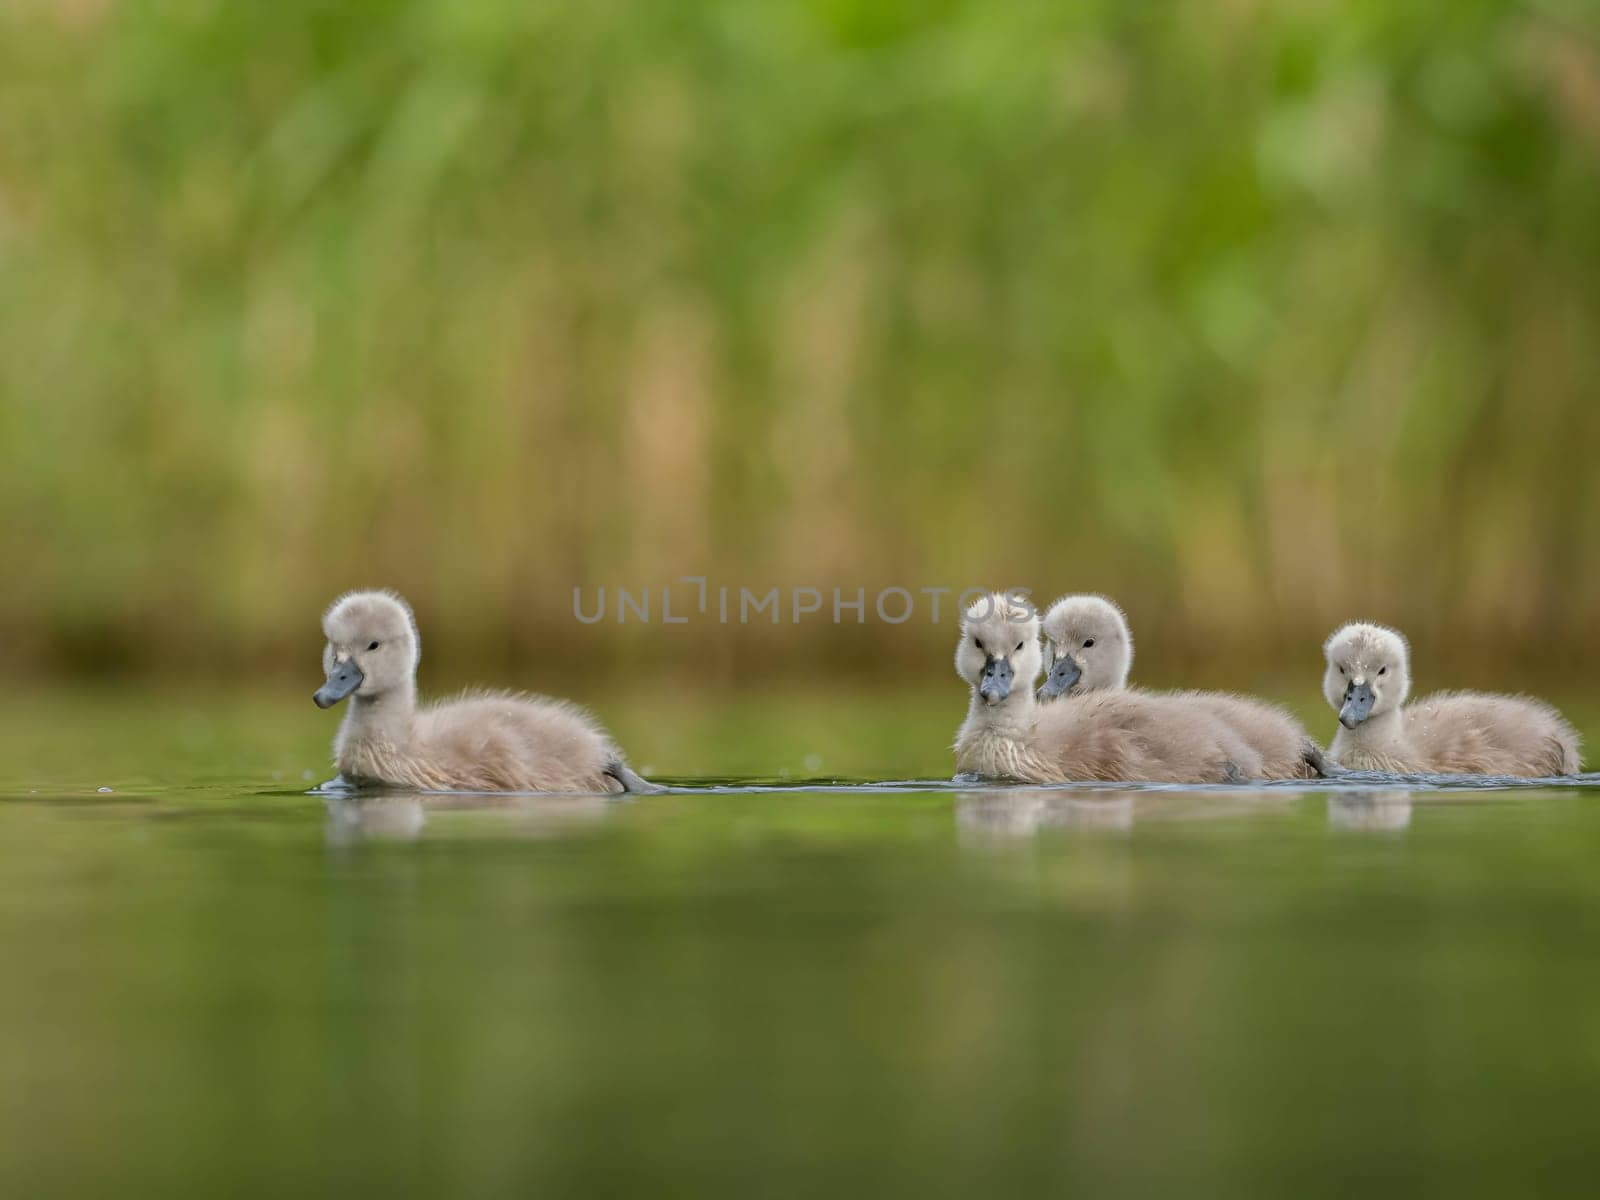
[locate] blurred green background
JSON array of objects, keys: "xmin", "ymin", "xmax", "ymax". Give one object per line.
[{"xmin": 1, "ymin": 0, "xmax": 1597, "ymax": 700}]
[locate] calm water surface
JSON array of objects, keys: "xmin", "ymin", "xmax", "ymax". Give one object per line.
[
  {"xmin": 4, "ymin": 775, "xmax": 1600, "ymax": 1196},
  {"xmin": 2, "ymin": 692, "xmax": 1599, "ymax": 1196}
]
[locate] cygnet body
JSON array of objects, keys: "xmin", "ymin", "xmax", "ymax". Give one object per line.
[
  {"xmin": 314, "ymin": 590, "xmax": 657, "ymax": 794},
  {"xmin": 1038, "ymin": 593, "xmax": 1321, "ymax": 779},
  {"xmin": 954, "ymin": 592, "xmax": 1260, "ymax": 784},
  {"xmin": 1321, "ymin": 622, "xmax": 1580, "ymax": 776}
]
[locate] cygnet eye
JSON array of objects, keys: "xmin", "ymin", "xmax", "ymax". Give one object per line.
[
  {"xmin": 1378, "ymin": 666, "xmax": 1387, "ymax": 676},
  {"xmin": 1083, "ymin": 638, "xmax": 1095, "ymax": 648},
  {"xmin": 974, "ymin": 638, "xmax": 983, "ymax": 652},
  {"xmin": 367, "ymin": 641, "xmax": 380, "ymax": 651},
  {"xmin": 1015, "ymin": 641, "xmax": 1024, "ymax": 652},
  {"xmin": 1339, "ymin": 665, "xmax": 1347, "ymax": 675}
]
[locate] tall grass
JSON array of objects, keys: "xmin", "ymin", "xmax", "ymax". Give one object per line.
[{"xmin": 1, "ymin": 0, "xmax": 1597, "ymax": 681}]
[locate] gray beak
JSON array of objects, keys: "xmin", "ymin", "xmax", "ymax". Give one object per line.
[
  {"xmin": 978, "ymin": 655, "xmax": 1013, "ymax": 704},
  {"xmin": 1339, "ymin": 680, "xmax": 1375, "ymax": 729},
  {"xmin": 1037, "ymin": 655, "xmax": 1082, "ymax": 701},
  {"xmin": 314, "ymin": 660, "xmax": 364, "ymax": 709}
]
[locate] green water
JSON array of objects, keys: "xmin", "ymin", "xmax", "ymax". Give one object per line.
[{"xmin": 3, "ymin": 693, "xmax": 1599, "ymax": 1195}]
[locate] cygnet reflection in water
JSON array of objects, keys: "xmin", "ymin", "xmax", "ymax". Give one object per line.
[
  {"xmin": 955, "ymin": 787, "xmax": 1303, "ymax": 843},
  {"xmin": 324, "ymin": 794, "xmax": 427, "ymax": 845},
  {"xmin": 323, "ymin": 787, "xmax": 624, "ymax": 846},
  {"xmin": 956, "ymin": 790, "xmax": 1137, "ymax": 842},
  {"xmin": 1326, "ymin": 790, "xmax": 1413, "ymax": 832}
]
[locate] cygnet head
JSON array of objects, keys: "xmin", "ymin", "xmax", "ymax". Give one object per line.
[
  {"xmin": 955, "ymin": 592, "xmax": 1042, "ymax": 707},
  {"xmin": 1322, "ymin": 622, "xmax": 1411, "ymax": 730},
  {"xmin": 314, "ymin": 590, "xmax": 421, "ymax": 708},
  {"xmin": 1037, "ymin": 594, "xmax": 1133, "ymax": 700}
]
